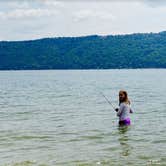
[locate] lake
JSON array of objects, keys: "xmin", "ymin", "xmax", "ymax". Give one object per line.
[{"xmin": 0, "ymin": 69, "xmax": 166, "ymax": 166}]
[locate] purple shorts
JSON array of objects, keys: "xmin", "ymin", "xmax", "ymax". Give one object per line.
[{"xmin": 119, "ymin": 118, "xmax": 131, "ymax": 126}]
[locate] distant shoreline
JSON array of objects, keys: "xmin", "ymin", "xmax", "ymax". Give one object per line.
[
  {"xmin": 1, "ymin": 31, "xmax": 166, "ymax": 70},
  {"xmin": 0, "ymin": 31, "xmax": 164, "ymax": 42},
  {"xmin": 0, "ymin": 68, "xmax": 166, "ymax": 72}
]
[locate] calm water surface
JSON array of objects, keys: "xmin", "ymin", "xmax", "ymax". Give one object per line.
[{"xmin": 0, "ymin": 69, "xmax": 166, "ymax": 166}]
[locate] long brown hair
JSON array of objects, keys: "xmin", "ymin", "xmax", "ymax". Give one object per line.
[{"xmin": 119, "ymin": 90, "xmax": 130, "ymax": 105}]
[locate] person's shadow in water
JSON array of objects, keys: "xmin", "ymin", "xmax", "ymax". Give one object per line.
[{"xmin": 118, "ymin": 126, "xmax": 132, "ymax": 157}]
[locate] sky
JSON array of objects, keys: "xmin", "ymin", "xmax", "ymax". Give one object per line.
[{"xmin": 0, "ymin": 0, "xmax": 166, "ymax": 41}]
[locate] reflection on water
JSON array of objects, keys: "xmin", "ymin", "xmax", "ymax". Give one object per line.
[{"xmin": 118, "ymin": 126, "xmax": 132, "ymax": 157}]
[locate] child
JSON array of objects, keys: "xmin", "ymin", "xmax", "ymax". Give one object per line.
[{"xmin": 115, "ymin": 90, "xmax": 133, "ymax": 126}]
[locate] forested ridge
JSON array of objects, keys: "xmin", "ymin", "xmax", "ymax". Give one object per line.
[{"xmin": 0, "ymin": 31, "xmax": 166, "ymax": 70}]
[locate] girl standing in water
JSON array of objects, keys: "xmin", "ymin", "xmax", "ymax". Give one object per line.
[{"xmin": 115, "ymin": 90, "xmax": 133, "ymax": 126}]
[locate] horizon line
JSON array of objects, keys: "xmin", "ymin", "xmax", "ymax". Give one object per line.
[{"xmin": 1, "ymin": 30, "xmax": 166, "ymax": 42}]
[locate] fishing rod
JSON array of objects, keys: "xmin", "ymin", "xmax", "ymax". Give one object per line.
[{"xmin": 100, "ymin": 92, "xmax": 116, "ymax": 110}]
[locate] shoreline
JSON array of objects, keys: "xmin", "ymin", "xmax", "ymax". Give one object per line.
[{"xmin": 0, "ymin": 68, "xmax": 166, "ymax": 72}]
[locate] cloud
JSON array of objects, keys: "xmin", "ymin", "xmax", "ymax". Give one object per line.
[
  {"xmin": 0, "ymin": 0, "xmax": 64, "ymax": 20},
  {"xmin": 2, "ymin": 0, "xmax": 166, "ymax": 8},
  {"xmin": 2, "ymin": 0, "xmax": 64, "ymax": 8},
  {"xmin": 0, "ymin": 8, "xmax": 59, "ymax": 19},
  {"xmin": 7, "ymin": 1, "xmax": 30, "ymax": 9},
  {"xmin": 142, "ymin": 0, "xmax": 166, "ymax": 7},
  {"xmin": 45, "ymin": 0, "xmax": 166, "ymax": 7},
  {"xmin": 73, "ymin": 10, "xmax": 115, "ymax": 22},
  {"xmin": 41, "ymin": 0, "xmax": 64, "ymax": 7}
]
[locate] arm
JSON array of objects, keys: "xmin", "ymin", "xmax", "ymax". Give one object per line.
[{"xmin": 117, "ymin": 104, "xmax": 124, "ymax": 117}]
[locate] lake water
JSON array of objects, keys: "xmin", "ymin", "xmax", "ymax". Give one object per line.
[{"xmin": 0, "ymin": 69, "xmax": 166, "ymax": 166}]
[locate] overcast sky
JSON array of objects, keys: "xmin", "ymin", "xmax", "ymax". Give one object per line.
[{"xmin": 0, "ymin": 0, "xmax": 166, "ymax": 41}]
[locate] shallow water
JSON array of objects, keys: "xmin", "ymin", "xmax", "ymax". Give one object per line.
[{"xmin": 0, "ymin": 69, "xmax": 166, "ymax": 166}]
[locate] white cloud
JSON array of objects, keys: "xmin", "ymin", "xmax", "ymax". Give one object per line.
[
  {"xmin": 7, "ymin": 1, "xmax": 30, "ymax": 9},
  {"xmin": 41, "ymin": 0, "xmax": 64, "ymax": 7},
  {"xmin": 143, "ymin": 0, "xmax": 166, "ymax": 7},
  {"xmin": 0, "ymin": 0, "xmax": 64, "ymax": 20},
  {"xmin": 73, "ymin": 10, "xmax": 115, "ymax": 22},
  {"xmin": 0, "ymin": 8, "xmax": 59, "ymax": 19}
]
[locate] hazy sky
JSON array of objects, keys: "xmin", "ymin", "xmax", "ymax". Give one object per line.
[{"xmin": 0, "ymin": 0, "xmax": 166, "ymax": 41}]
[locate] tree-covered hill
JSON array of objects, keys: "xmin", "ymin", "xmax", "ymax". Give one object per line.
[{"xmin": 0, "ymin": 31, "xmax": 166, "ymax": 70}]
